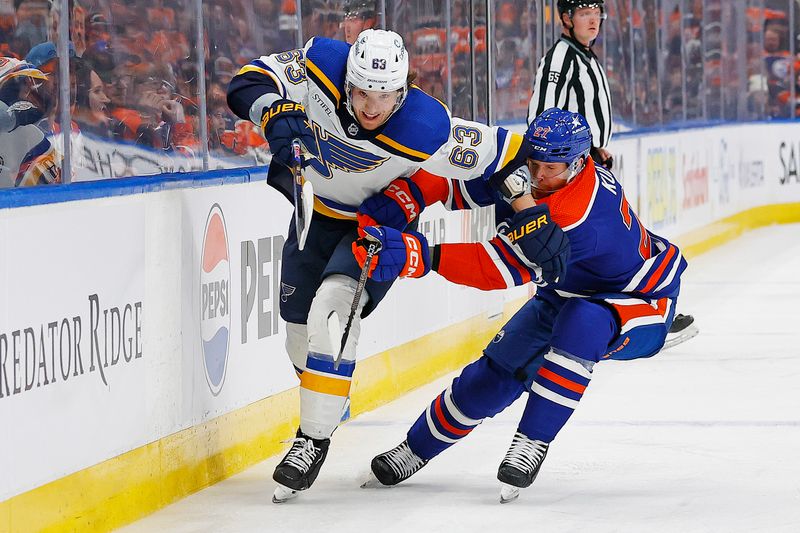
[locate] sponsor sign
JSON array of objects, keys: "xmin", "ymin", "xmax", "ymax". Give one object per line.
[{"xmin": 200, "ymin": 204, "xmax": 231, "ymax": 395}]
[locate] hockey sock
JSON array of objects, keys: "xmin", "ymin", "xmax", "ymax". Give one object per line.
[
  {"xmin": 407, "ymin": 356, "xmax": 524, "ymax": 460},
  {"xmin": 518, "ymin": 350, "xmax": 592, "ymax": 442},
  {"xmin": 299, "ymin": 352, "xmax": 355, "ymax": 438}
]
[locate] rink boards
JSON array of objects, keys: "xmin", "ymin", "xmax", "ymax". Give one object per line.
[{"xmin": 1, "ymin": 121, "xmax": 799, "ymax": 531}]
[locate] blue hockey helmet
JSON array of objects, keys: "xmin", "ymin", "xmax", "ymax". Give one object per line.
[{"xmin": 525, "ymin": 108, "xmax": 592, "ymax": 179}]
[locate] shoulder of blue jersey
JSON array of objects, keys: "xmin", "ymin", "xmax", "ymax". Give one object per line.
[
  {"xmin": 305, "ymin": 37, "xmax": 350, "ymax": 106},
  {"xmin": 372, "ymin": 87, "xmax": 451, "ymax": 162}
]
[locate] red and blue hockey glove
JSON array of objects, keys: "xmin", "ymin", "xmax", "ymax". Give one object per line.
[
  {"xmin": 357, "ymin": 177, "xmax": 426, "ymax": 231},
  {"xmin": 260, "ymin": 99, "xmax": 316, "ymax": 167},
  {"xmin": 352, "ymin": 226, "xmax": 431, "ymax": 282},
  {"xmin": 504, "ymin": 204, "xmax": 570, "ymax": 284}
]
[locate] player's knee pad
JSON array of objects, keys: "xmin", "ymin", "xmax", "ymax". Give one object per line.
[
  {"xmin": 285, "ymin": 322, "xmax": 308, "ymax": 374},
  {"xmin": 551, "ymin": 299, "xmax": 617, "ymax": 363},
  {"xmin": 451, "ymin": 356, "xmax": 525, "ymax": 420},
  {"xmin": 307, "ymin": 274, "xmax": 369, "ymax": 362}
]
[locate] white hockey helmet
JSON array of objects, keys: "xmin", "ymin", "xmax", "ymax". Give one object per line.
[
  {"xmin": 0, "ymin": 57, "xmax": 47, "ymax": 88},
  {"xmin": 345, "ymin": 29, "xmax": 409, "ymax": 119}
]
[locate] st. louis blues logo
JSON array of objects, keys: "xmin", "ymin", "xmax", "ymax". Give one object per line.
[
  {"xmin": 280, "ymin": 282, "xmax": 296, "ymax": 303},
  {"xmin": 306, "ymin": 122, "xmax": 388, "ymax": 179},
  {"xmin": 200, "ymin": 204, "xmax": 231, "ymax": 396}
]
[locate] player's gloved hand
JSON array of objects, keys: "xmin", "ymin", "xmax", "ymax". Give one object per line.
[
  {"xmin": 260, "ymin": 99, "xmax": 316, "ymax": 167},
  {"xmin": 495, "ymin": 164, "xmax": 532, "ymax": 204},
  {"xmin": 351, "ymin": 226, "xmax": 431, "ymax": 282},
  {"xmin": 505, "ymin": 204, "xmax": 570, "ymax": 284},
  {"xmin": 357, "ymin": 177, "xmax": 426, "ymax": 231},
  {"xmin": 590, "ymin": 146, "xmax": 613, "ymax": 170}
]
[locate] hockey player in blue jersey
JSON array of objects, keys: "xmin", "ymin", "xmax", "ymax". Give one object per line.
[
  {"xmin": 352, "ymin": 108, "xmax": 689, "ymax": 502},
  {"xmin": 226, "ymin": 29, "xmax": 531, "ymax": 502}
]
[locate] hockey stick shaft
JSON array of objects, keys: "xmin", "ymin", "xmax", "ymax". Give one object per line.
[
  {"xmin": 334, "ymin": 238, "xmax": 380, "ymax": 370},
  {"xmin": 291, "ymin": 139, "xmax": 313, "ymax": 250}
]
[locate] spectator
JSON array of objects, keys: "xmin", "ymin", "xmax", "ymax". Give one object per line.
[
  {"xmin": 250, "ymin": 0, "xmax": 296, "ymax": 53},
  {"xmin": 763, "ymin": 23, "xmax": 792, "ymax": 118},
  {"xmin": 208, "ymin": 99, "xmax": 232, "ymax": 152},
  {"xmin": 24, "ymin": 40, "xmax": 75, "ymax": 125},
  {"xmin": 341, "ymin": 0, "xmax": 377, "ymax": 44},
  {"xmin": 73, "ymin": 59, "xmax": 112, "ymax": 138},
  {"xmin": 213, "ymin": 55, "xmax": 236, "ymax": 87},
  {"xmin": 12, "ymin": 0, "xmax": 49, "ymax": 53}
]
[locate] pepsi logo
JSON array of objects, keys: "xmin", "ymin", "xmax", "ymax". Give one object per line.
[{"xmin": 200, "ymin": 204, "xmax": 231, "ymax": 395}]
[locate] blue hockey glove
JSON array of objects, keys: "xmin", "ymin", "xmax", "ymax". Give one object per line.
[
  {"xmin": 352, "ymin": 226, "xmax": 431, "ymax": 282},
  {"xmin": 260, "ymin": 99, "xmax": 316, "ymax": 167},
  {"xmin": 505, "ymin": 204, "xmax": 570, "ymax": 284},
  {"xmin": 357, "ymin": 177, "xmax": 426, "ymax": 231}
]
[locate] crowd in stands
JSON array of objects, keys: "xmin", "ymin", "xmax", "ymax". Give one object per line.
[
  {"xmin": 0, "ymin": 0, "xmax": 798, "ymax": 186},
  {"xmin": 601, "ymin": 0, "xmax": 799, "ymax": 127}
]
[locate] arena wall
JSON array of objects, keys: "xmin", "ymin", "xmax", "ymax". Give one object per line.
[{"xmin": 2, "ymin": 121, "xmax": 800, "ymax": 532}]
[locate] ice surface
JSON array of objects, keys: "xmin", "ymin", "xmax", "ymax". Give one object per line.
[{"xmin": 121, "ymin": 224, "xmax": 800, "ymax": 532}]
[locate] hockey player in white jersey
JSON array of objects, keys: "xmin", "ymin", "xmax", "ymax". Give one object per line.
[
  {"xmin": 0, "ymin": 57, "xmax": 60, "ymax": 188},
  {"xmin": 227, "ymin": 29, "xmax": 531, "ymax": 502}
]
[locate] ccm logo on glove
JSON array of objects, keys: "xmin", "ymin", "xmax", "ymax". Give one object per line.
[
  {"xmin": 386, "ymin": 183, "xmax": 418, "ymax": 220},
  {"xmin": 506, "ymin": 213, "xmax": 549, "ymax": 243},
  {"xmin": 403, "ymin": 233, "xmax": 423, "ymax": 277}
]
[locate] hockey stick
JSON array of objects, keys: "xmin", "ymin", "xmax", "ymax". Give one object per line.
[
  {"xmin": 291, "ymin": 139, "xmax": 314, "ymax": 251},
  {"xmin": 333, "ymin": 235, "xmax": 381, "ymax": 370}
]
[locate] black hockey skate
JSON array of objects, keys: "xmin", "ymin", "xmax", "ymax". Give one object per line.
[
  {"xmin": 497, "ymin": 431, "xmax": 549, "ymax": 503},
  {"xmin": 663, "ymin": 313, "xmax": 699, "ymax": 351},
  {"xmin": 272, "ymin": 429, "xmax": 330, "ymax": 503},
  {"xmin": 362, "ymin": 439, "xmax": 428, "ymax": 487}
]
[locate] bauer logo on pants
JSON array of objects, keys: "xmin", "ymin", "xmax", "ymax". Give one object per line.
[{"xmin": 200, "ymin": 203, "xmax": 231, "ymax": 395}]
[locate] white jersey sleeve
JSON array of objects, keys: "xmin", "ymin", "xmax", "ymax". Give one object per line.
[
  {"xmin": 236, "ymin": 40, "xmax": 312, "ymax": 124},
  {"xmin": 420, "ymin": 117, "xmax": 526, "ymax": 183}
]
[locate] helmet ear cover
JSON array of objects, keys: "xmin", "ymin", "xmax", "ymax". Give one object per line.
[{"xmin": 345, "ymin": 29, "xmax": 409, "ymax": 120}]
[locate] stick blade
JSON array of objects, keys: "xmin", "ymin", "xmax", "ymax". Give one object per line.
[{"xmin": 297, "ymin": 180, "xmax": 314, "ymax": 251}]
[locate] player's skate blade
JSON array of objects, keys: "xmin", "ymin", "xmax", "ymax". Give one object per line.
[
  {"xmin": 272, "ymin": 484, "xmax": 299, "ymax": 503},
  {"xmin": 360, "ymin": 471, "xmax": 385, "ymax": 488},
  {"xmin": 663, "ymin": 314, "xmax": 699, "ymax": 351},
  {"xmin": 499, "ymin": 483, "xmax": 520, "ymax": 504}
]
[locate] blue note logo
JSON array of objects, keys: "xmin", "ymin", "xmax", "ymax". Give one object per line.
[
  {"xmin": 200, "ymin": 204, "xmax": 231, "ymax": 395},
  {"xmin": 280, "ymin": 282, "xmax": 296, "ymax": 303},
  {"xmin": 306, "ymin": 122, "xmax": 388, "ymax": 178}
]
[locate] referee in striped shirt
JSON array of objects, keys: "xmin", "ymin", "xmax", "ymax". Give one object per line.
[{"xmin": 528, "ymin": 0, "xmax": 614, "ymax": 169}]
